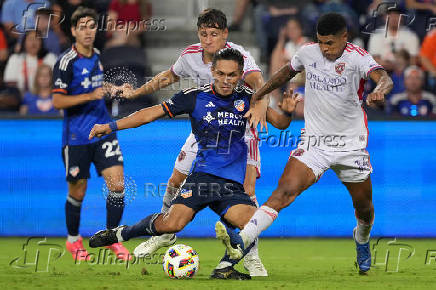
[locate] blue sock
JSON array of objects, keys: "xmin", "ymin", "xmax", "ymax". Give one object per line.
[
  {"xmin": 106, "ymin": 191, "xmax": 125, "ymax": 229},
  {"xmin": 121, "ymin": 213, "xmax": 160, "ymax": 241},
  {"xmin": 65, "ymin": 195, "xmax": 82, "ymax": 236}
]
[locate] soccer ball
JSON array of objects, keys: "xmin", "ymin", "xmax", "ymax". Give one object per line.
[{"xmin": 162, "ymin": 244, "xmax": 199, "ymax": 279}]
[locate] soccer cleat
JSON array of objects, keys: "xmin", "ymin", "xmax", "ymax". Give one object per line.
[
  {"xmin": 244, "ymin": 254, "xmax": 268, "ymax": 277},
  {"xmin": 210, "ymin": 266, "xmax": 251, "ymax": 280},
  {"xmin": 89, "ymin": 225, "xmax": 125, "ymax": 248},
  {"xmin": 353, "ymin": 227, "xmax": 371, "ymax": 274},
  {"xmin": 215, "ymin": 221, "xmax": 244, "ymax": 260},
  {"xmin": 106, "ymin": 242, "xmax": 131, "ymax": 260},
  {"xmin": 133, "ymin": 234, "xmax": 176, "ymax": 257},
  {"xmin": 66, "ymin": 237, "xmax": 90, "ymax": 261}
]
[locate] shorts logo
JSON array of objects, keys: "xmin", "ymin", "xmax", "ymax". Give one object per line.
[
  {"xmin": 69, "ymin": 166, "xmax": 80, "ymax": 177},
  {"xmin": 180, "ymin": 189, "xmax": 192, "ymax": 199},
  {"xmin": 335, "ymin": 62, "xmax": 345, "ymax": 75},
  {"xmin": 291, "ymin": 148, "xmax": 305, "ymax": 157},
  {"xmin": 178, "ymin": 150, "xmax": 186, "ymax": 162},
  {"xmin": 234, "ymin": 100, "xmax": 245, "ymax": 112}
]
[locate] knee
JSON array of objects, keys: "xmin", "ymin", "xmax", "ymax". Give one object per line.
[
  {"xmin": 108, "ymin": 182, "xmax": 124, "ymax": 193},
  {"xmin": 353, "ymin": 199, "xmax": 374, "ymax": 213},
  {"xmin": 69, "ymin": 181, "xmax": 87, "ymax": 201},
  {"xmin": 165, "ymin": 219, "xmax": 186, "ymax": 233},
  {"xmin": 267, "ymin": 180, "xmax": 301, "ymax": 210},
  {"xmin": 168, "ymin": 172, "xmax": 185, "ymax": 189}
]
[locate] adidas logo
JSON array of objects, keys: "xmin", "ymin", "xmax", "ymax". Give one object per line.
[
  {"xmin": 82, "ymin": 68, "xmax": 89, "ymax": 75},
  {"xmin": 205, "ymin": 101, "xmax": 215, "ymax": 107}
]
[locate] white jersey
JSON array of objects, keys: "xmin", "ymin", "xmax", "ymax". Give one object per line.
[
  {"xmin": 290, "ymin": 42, "xmax": 383, "ymax": 151},
  {"xmin": 170, "ymin": 42, "xmax": 261, "ymax": 86}
]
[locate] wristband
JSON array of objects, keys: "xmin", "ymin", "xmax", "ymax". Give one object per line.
[{"xmin": 109, "ymin": 121, "xmax": 118, "ymax": 132}]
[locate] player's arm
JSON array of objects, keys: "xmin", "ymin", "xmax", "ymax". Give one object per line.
[
  {"xmin": 266, "ymin": 88, "xmax": 301, "ymax": 129},
  {"xmin": 366, "ymin": 69, "xmax": 393, "ymax": 106},
  {"xmin": 244, "ymin": 71, "xmax": 270, "ymax": 130},
  {"xmin": 252, "ymin": 64, "xmax": 299, "ymax": 103},
  {"xmin": 89, "ymin": 105, "xmax": 166, "ymax": 139},
  {"xmin": 53, "ymin": 88, "xmax": 105, "ymax": 109},
  {"xmin": 120, "ymin": 69, "xmax": 180, "ymax": 99}
]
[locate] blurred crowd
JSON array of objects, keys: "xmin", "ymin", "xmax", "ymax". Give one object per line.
[{"xmin": 0, "ymin": 0, "xmax": 435, "ymax": 119}]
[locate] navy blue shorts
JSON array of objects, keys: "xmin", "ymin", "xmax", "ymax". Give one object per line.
[
  {"xmin": 61, "ymin": 133, "xmax": 123, "ymax": 182},
  {"xmin": 171, "ymin": 172, "xmax": 255, "ymax": 217}
]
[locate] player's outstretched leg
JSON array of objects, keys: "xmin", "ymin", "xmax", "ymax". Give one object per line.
[
  {"xmin": 344, "ymin": 177, "xmax": 374, "ymax": 274},
  {"xmin": 241, "ymin": 164, "xmax": 267, "ymax": 276},
  {"xmin": 65, "ymin": 180, "xmax": 90, "ymax": 261},
  {"xmin": 133, "ymin": 168, "xmax": 186, "ymax": 257},
  {"xmin": 216, "ymin": 158, "xmax": 316, "ymax": 259},
  {"xmin": 90, "ymin": 204, "xmax": 194, "ymax": 248}
]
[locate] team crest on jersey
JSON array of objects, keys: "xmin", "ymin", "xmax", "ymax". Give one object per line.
[
  {"xmin": 69, "ymin": 166, "xmax": 80, "ymax": 177},
  {"xmin": 180, "ymin": 189, "xmax": 192, "ymax": 199},
  {"xmin": 234, "ymin": 100, "xmax": 245, "ymax": 112},
  {"xmin": 335, "ymin": 62, "xmax": 346, "ymax": 75}
]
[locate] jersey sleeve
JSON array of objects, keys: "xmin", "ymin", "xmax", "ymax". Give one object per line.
[
  {"xmin": 358, "ymin": 53, "xmax": 384, "ymax": 79},
  {"xmin": 170, "ymin": 54, "xmax": 190, "ymax": 78},
  {"xmin": 289, "ymin": 46, "xmax": 305, "ymax": 72},
  {"xmin": 242, "ymin": 49, "xmax": 261, "ymax": 76},
  {"xmin": 52, "ymin": 59, "xmax": 72, "ymax": 95},
  {"xmin": 161, "ymin": 89, "xmax": 197, "ymax": 117}
]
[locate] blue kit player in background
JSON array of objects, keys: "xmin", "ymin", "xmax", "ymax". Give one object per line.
[
  {"xmin": 87, "ymin": 48, "xmax": 301, "ymax": 279},
  {"xmin": 52, "ymin": 7, "xmax": 130, "ymax": 261}
]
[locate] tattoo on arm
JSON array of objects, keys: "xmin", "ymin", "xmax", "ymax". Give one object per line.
[
  {"xmin": 371, "ymin": 69, "xmax": 393, "ymax": 95},
  {"xmin": 253, "ymin": 64, "xmax": 298, "ymax": 102}
]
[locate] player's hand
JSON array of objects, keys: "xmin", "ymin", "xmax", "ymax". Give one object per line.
[
  {"xmin": 89, "ymin": 88, "xmax": 105, "ymax": 100},
  {"xmin": 366, "ymin": 91, "xmax": 384, "ymax": 107},
  {"xmin": 278, "ymin": 88, "xmax": 302, "ymax": 115},
  {"xmin": 89, "ymin": 123, "xmax": 111, "ymax": 139},
  {"xmin": 118, "ymin": 83, "xmax": 135, "ymax": 99},
  {"xmin": 244, "ymin": 96, "xmax": 269, "ymax": 132}
]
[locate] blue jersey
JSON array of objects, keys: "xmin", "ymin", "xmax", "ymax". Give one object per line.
[
  {"xmin": 162, "ymin": 84, "xmax": 252, "ymax": 184},
  {"xmin": 52, "ymin": 45, "xmax": 111, "ymax": 146}
]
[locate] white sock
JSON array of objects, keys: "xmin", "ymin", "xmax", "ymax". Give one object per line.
[
  {"xmin": 355, "ymin": 219, "xmax": 373, "ymax": 244},
  {"xmin": 245, "ymin": 238, "xmax": 259, "ymax": 258},
  {"xmin": 161, "ymin": 185, "xmax": 179, "ymax": 213},
  {"xmin": 67, "ymin": 235, "xmax": 80, "ymax": 243},
  {"xmin": 215, "ymin": 261, "xmax": 232, "ymax": 269},
  {"xmin": 240, "ymin": 205, "xmax": 278, "ymax": 246}
]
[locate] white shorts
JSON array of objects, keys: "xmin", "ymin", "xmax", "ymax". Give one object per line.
[
  {"xmin": 289, "ymin": 146, "xmax": 373, "ymax": 183},
  {"xmin": 174, "ymin": 129, "xmax": 261, "ymax": 178}
]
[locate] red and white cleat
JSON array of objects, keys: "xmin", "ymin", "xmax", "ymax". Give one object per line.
[
  {"xmin": 106, "ymin": 242, "xmax": 132, "ymax": 260},
  {"xmin": 66, "ymin": 237, "xmax": 90, "ymax": 261}
]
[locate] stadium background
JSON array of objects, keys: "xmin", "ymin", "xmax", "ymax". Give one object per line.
[{"xmin": 1, "ymin": 0, "xmax": 436, "ymax": 239}]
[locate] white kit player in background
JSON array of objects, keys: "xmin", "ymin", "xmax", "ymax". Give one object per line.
[
  {"xmin": 112, "ymin": 9, "xmax": 273, "ymax": 277},
  {"xmin": 218, "ymin": 13, "xmax": 393, "ymax": 275}
]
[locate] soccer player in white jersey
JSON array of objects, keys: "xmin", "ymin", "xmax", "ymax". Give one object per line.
[
  {"xmin": 115, "ymin": 9, "xmax": 269, "ymax": 276},
  {"xmin": 218, "ymin": 13, "xmax": 393, "ymax": 275}
]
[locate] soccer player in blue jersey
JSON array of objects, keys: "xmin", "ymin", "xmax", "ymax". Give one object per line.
[
  {"xmin": 87, "ymin": 48, "xmax": 300, "ymax": 279},
  {"xmin": 52, "ymin": 7, "xmax": 130, "ymax": 261}
]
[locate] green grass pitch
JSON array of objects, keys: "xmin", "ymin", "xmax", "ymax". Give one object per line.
[{"xmin": 1, "ymin": 237, "xmax": 435, "ymax": 289}]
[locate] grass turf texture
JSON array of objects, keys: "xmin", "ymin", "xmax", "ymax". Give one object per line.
[{"xmin": 1, "ymin": 237, "xmax": 435, "ymax": 289}]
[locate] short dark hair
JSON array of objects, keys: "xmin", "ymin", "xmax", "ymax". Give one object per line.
[
  {"xmin": 212, "ymin": 48, "xmax": 244, "ymax": 71},
  {"xmin": 316, "ymin": 13, "xmax": 347, "ymax": 36},
  {"xmin": 71, "ymin": 6, "xmax": 98, "ymax": 27},
  {"xmin": 197, "ymin": 8, "xmax": 227, "ymax": 30}
]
